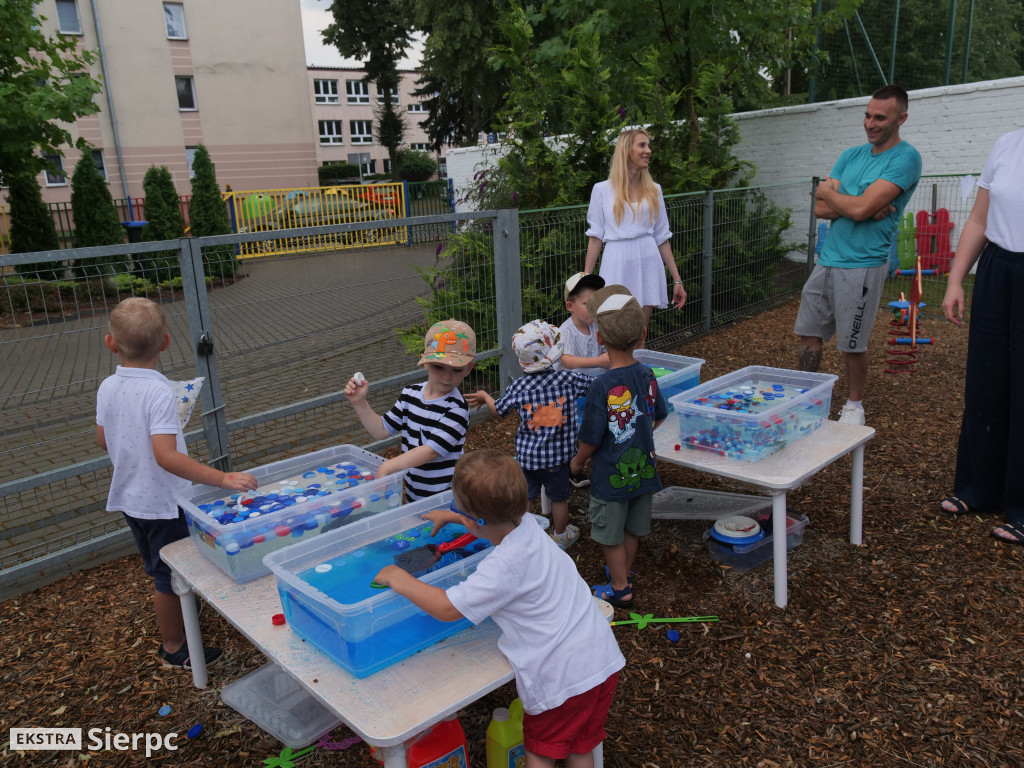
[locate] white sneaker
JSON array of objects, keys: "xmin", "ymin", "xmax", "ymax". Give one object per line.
[
  {"xmin": 552, "ymin": 524, "xmax": 580, "ymax": 550},
  {"xmin": 837, "ymin": 404, "xmax": 866, "ymax": 426}
]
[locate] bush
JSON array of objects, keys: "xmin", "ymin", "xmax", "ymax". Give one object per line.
[
  {"xmin": 188, "ymin": 145, "xmax": 237, "ymax": 280},
  {"xmin": 397, "ymin": 150, "xmax": 437, "ymax": 182},
  {"xmin": 138, "ymin": 166, "xmax": 184, "ymax": 283},
  {"xmin": 70, "ymin": 152, "xmax": 128, "ymax": 278},
  {"xmin": 318, "ymin": 163, "xmax": 360, "ymax": 185},
  {"xmin": 7, "ymin": 173, "xmax": 63, "ymax": 280}
]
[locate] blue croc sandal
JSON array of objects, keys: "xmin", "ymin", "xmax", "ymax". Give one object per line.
[{"xmin": 592, "ymin": 582, "xmax": 633, "ymax": 609}]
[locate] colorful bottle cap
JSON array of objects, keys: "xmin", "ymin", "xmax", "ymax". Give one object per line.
[{"xmin": 272, "ymin": 613, "xmax": 286, "ymax": 625}]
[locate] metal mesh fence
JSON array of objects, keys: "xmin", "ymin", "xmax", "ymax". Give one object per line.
[
  {"xmin": 0, "ymin": 177, "xmax": 977, "ymax": 575},
  {"xmin": 519, "ymin": 182, "xmax": 813, "ymax": 348}
]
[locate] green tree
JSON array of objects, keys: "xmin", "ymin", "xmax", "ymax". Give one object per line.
[
  {"xmin": 69, "ymin": 152, "xmax": 127, "ymax": 277},
  {"xmin": 400, "ymin": 0, "xmax": 508, "ymax": 148},
  {"xmin": 800, "ymin": 0, "xmax": 1024, "ymax": 100},
  {"xmin": 187, "ymin": 145, "xmax": 237, "ymax": 279},
  {"xmin": 7, "ymin": 173, "xmax": 61, "ymax": 279},
  {"xmin": 0, "ymin": 0, "xmax": 103, "ymax": 179},
  {"xmin": 397, "ymin": 149, "xmax": 437, "ymax": 181},
  {"xmin": 323, "ymin": 0, "xmax": 411, "ymax": 180},
  {"xmin": 138, "ymin": 166, "xmax": 184, "ymax": 282}
]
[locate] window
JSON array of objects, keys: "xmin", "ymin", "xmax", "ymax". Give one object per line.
[
  {"xmin": 43, "ymin": 154, "xmax": 67, "ymax": 186},
  {"xmin": 376, "ymin": 87, "xmax": 399, "ymax": 106},
  {"xmin": 163, "ymin": 3, "xmax": 187, "ymax": 39},
  {"xmin": 350, "ymin": 120, "xmax": 372, "ymax": 145},
  {"xmin": 91, "ymin": 149, "xmax": 106, "ymax": 181},
  {"xmin": 382, "ymin": 158, "xmax": 391, "ymax": 174},
  {"xmin": 407, "ymin": 103, "xmax": 428, "ymax": 113},
  {"xmin": 346, "ymin": 80, "xmax": 369, "ymax": 104},
  {"xmin": 314, "ymin": 79, "xmax": 339, "ymax": 105},
  {"xmin": 55, "ymin": 0, "xmax": 82, "ymax": 34},
  {"xmin": 185, "ymin": 147, "xmax": 197, "ymax": 178},
  {"xmin": 365, "ymin": 159, "xmax": 377, "ymax": 175},
  {"xmin": 410, "ymin": 143, "xmax": 431, "ymax": 152},
  {"xmin": 318, "ymin": 120, "xmax": 344, "ymax": 145},
  {"xmin": 175, "ymin": 76, "xmax": 197, "ymax": 110},
  {"xmin": 438, "ymin": 160, "xmax": 447, "ymax": 178}
]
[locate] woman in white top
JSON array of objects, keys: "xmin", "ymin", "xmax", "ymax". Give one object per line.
[
  {"xmin": 939, "ymin": 128, "xmax": 1024, "ymax": 546},
  {"xmin": 584, "ymin": 129, "xmax": 686, "ymax": 335}
]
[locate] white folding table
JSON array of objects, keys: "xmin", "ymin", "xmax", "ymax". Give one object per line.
[
  {"xmin": 653, "ymin": 421, "xmax": 875, "ymax": 607},
  {"xmin": 161, "ymin": 539, "xmax": 610, "ymax": 766}
]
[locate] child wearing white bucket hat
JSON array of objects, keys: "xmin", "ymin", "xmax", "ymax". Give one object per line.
[{"xmin": 467, "ymin": 320, "xmax": 592, "ymax": 549}]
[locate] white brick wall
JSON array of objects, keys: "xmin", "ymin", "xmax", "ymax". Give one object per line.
[{"xmin": 447, "ymin": 76, "xmax": 1024, "ymax": 208}]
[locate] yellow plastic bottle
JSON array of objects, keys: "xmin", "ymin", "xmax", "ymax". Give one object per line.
[{"xmin": 486, "ymin": 699, "xmax": 525, "ymax": 768}]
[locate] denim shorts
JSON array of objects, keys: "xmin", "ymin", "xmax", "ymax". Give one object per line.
[
  {"xmin": 522, "ymin": 463, "xmax": 570, "ymax": 502},
  {"xmin": 123, "ymin": 508, "xmax": 190, "ymax": 594}
]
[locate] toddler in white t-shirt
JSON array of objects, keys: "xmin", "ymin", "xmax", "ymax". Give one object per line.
[{"xmin": 374, "ymin": 450, "xmax": 624, "ymax": 768}]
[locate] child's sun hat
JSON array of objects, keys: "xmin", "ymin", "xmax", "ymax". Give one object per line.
[{"xmin": 512, "ymin": 320, "xmax": 563, "ymax": 373}]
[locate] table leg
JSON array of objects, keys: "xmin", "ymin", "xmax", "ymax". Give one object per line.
[
  {"xmin": 772, "ymin": 494, "xmax": 788, "ymax": 609},
  {"xmin": 373, "ymin": 742, "xmax": 407, "ymax": 767},
  {"xmin": 170, "ymin": 571, "xmax": 207, "ymax": 689},
  {"xmin": 850, "ymin": 444, "xmax": 865, "ymax": 546}
]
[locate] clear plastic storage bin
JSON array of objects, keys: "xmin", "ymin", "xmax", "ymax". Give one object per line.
[
  {"xmin": 651, "ymin": 486, "xmax": 771, "ymax": 521},
  {"xmin": 264, "ymin": 491, "xmax": 507, "ymax": 679},
  {"xmin": 669, "ymin": 366, "xmax": 837, "ymax": 461},
  {"xmin": 634, "ymin": 350, "xmax": 705, "ymax": 408},
  {"xmin": 178, "ymin": 445, "xmax": 405, "ymax": 583},
  {"xmin": 702, "ymin": 512, "xmax": 810, "ymax": 572},
  {"xmin": 221, "ymin": 662, "xmax": 341, "ymax": 748}
]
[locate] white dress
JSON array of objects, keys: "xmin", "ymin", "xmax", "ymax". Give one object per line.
[{"xmin": 586, "ymin": 179, "xmax": 673, "ymax": 308}]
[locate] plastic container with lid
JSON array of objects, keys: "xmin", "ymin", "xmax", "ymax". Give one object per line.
[{"xmin": 486, "ymin": 701, "xmax": 525, "ymax": 768}]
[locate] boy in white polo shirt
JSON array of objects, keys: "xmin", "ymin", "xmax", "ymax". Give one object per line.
[
  {"xmin": 374, "ymin": 450, "xmax": 624, "ymax": 768},
  {"xmin": 96, "ymin": 298, "xmax": 257, "ymax": 669}
]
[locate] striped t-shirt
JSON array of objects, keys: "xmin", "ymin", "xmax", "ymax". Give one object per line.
[{"xmin": 381, "ymin": 382, "xmax": 470, "ymax": 501}]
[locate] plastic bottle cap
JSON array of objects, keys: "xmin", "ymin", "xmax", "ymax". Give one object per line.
[
  {"xmin": 158, "ymin": 705, "xmax": 171, "ymax": 716},
  {"xmin": 315, "ymin": 563, "xmax": 332, "ymax": 573},
  {"xmin": 186, "ymin": 724, "xmax": 203, "ymax": 739},
  {"xmin": 272, "ymin": 613, "xmax": 286, "ymax": 625},
  {"xmin": 491, "ymin": 707, "xmax": 510, "ymax": 722}
]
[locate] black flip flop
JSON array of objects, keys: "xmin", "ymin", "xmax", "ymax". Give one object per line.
[
  {"xmin": 939, "ymin": 496, "xmax": 972, "ymax": 515},
  {"xmin": 991, "ymin": 521, "xmax": 1024, "ymax": 546}
]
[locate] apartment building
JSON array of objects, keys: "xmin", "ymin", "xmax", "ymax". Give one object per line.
[
  {"xmin": 308, "ymin": 67, "xmax": 447, "ymax": 178},
  {"xmin": 31, "ymin": 0, "xmax": 318, "ymax": 203}
]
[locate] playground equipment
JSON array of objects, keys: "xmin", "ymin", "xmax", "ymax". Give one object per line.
[{"xmin": 885, "ymin": 255, "xmax": 934, "ymax": 374}]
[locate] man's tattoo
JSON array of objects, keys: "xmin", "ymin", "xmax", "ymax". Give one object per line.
[{"xmin": 798, "ymin": 348, "xmax": 822, "ymax": 372}]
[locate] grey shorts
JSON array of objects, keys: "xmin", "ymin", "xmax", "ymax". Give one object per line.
[{"xmin": 793, "ymin": 264, "xmax": 887, "ymax": 353}]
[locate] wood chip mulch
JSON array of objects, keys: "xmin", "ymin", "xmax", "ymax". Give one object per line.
[{"xmin": 3, "ymin": 298, "xmax": 1022, "ymax": 767}]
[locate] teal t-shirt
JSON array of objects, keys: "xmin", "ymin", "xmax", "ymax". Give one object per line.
[{"xmin": 819, "ymin": 141, "xmax": 922, "ymax": 268}]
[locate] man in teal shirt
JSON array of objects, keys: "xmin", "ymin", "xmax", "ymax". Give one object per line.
[{"xmin": 795, "ymin": 84, "xmax": 922, "ymax": 426}]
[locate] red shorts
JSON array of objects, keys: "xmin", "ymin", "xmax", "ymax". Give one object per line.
[{"xmin": 523, "ymin": 673, "xmax": 619, "ymax": 759}]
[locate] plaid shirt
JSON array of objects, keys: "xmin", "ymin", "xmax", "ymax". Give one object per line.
[{"xmin": 493, "ymin": 369, "xmax": 592, "ymax": 470}]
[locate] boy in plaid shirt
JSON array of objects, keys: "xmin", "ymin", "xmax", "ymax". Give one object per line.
[{"xmin": 467, "ymin": 320, "xmax": 591, "ymax": 549}]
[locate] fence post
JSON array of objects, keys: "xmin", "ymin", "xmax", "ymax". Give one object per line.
[
  {"xmin": 494, "ymin": 208, "xmax": 523, "ymax": 390},
  {"xmin": 808, "ymin": 177, "xmax": 820, "ymax": 275},
  {"xmin": 179, "ymin": 238, "xmax": 232, "ymax": 472},
  {"xmin": 702, "ymin": 190, "xmax": 714, "ymax": 334}
]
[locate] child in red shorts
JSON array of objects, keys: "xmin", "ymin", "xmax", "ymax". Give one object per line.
[{"xmin": 374, "ymin": 451, "xmax": 624, "ymax": 767}]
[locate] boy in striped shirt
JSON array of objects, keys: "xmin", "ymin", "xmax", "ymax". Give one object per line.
[{"xmin": 344, "ymin": 320, "xmax": 475, "ymax": 501}]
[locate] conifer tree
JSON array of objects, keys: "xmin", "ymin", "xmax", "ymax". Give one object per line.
[
  {"xmin": 138, "ymin": 166, "xmax": 184, "ymax": 282},
  {"xmin": 188, "ymin": 145, "xmax": 237, "ymax": 278},
  {"xmin": 70, "ymin": 152, "xmax": 127, "ymax": 277},
  {"xmin": 8, "ymin": 172, "xmax": 61, "ymax": 280}
]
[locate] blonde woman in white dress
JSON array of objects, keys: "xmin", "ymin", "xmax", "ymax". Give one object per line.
[{"xmin": 584, "ymin": 129, "xmax": 686, "ymax": 344}]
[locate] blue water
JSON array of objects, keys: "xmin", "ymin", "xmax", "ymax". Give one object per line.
[
  {"xmin": 299, "ymin": 523, "xmax": 492, "ymax": 604},
  {"xmin": 286, "ymin": 522, "xmax": 493, "ymax": 677}
]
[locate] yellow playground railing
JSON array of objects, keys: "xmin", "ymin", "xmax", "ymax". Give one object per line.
[{"xmin": 226, "ymin": 182, "xmax": 408, "ymax": 257}]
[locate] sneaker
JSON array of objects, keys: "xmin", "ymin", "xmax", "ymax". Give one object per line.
[
  {"xmin": 837, "ymin": 404, "xmax": 866, "ymax": 426},
  {"xmin": 159, "ymin": 642, "xmax": 223, "ymax": 669},
  {"xmin": 569, "ymin": 472, "xmax": 590, "ymax": 488},
  {"xmin": 552, "ymin": 524, "xmax": 580, "ymax": 550}
]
